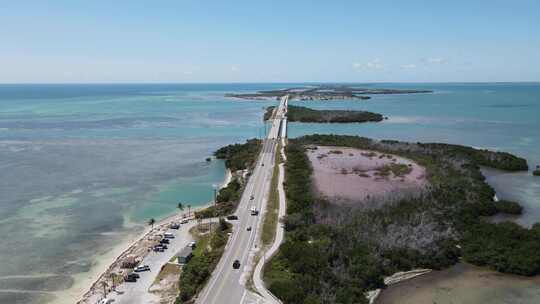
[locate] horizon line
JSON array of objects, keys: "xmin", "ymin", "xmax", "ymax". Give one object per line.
[{"xmin": 1, "ymin": 81, "xmax": 539, "ymax": 85}]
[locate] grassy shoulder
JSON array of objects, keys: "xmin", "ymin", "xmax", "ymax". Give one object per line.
[
  {"xmin": 264, "ymin": 134, "xmax": 536, "ymax": 304},
  {"xmin": 175, "ymin": 219, "xmax": 231, "ymax": 303},
  {"xmin": 264, "ymin": 105, "xmax": 384, "ymax": 123},
  {"xmin": 261, "ymin": 142, "xmax": 282, "ymax": 247}
]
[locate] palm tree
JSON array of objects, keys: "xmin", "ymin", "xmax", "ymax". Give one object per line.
[
  {"xmin": 148, "ymin": 218, "xmax": 156, "ymax": 231},
  {"xmin": 178, "ymin": 202, "xmax": 185, "ymax": 219},
  {"xmin": 101, "ymin": 281, "xmax": 108, "ymax": 298}
]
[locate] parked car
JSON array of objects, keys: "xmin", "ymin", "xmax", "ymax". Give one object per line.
[
  {"xmin": 124, "ymin": 274, "xmax": 137, "ymax": 282},
  {"xmin": 128, "ymin": 272, "xmax": 140, "ymax": 279},
  {"xmin": 180, "ymin": 219, "xmax": 189, "ymax": 224},
  {"xmin": 99, "ymin": 299, "xmax": 112, "ymax": 304},
  {"xmin": 164, "ymin": 232, "xmax": 175, "ymax": 239},
  {"xmin": 188, "ymin": 241, "xmax": 196, "ymax": 249},
  {"xmin": 226, "ymin": 215, "xmax": 238, "ymax": 220},
  {"xmin": 170, "ymin": 223, "xmax": 180, "ymax": 229},
  {"xmin": 160, "ymin": 238, "xmax": 170, "ymax": 244},
  {"xmin": 153, "ymin": 245, "xmax": 165, "ymax": 252},
  {"xmin": 233, "ymin": 259, "xmax": 241, "ymax": 269},
  {"xmin": 134, "ymin": 265, "xmax": 150, "ymax": 272}
]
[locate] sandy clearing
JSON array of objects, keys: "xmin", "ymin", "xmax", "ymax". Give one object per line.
[{"xmin": 307, "ymin": 146, "xmax": 427, "ymax": 206}]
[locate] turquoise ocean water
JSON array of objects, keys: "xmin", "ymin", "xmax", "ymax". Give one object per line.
[{"xmin": 0, "ymin": 83, "xmax": 539, "ymax": 303}]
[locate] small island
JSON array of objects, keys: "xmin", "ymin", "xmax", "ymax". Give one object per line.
[
  {"xmin": 226, "ymin": 84, "xmax": 433, "ymax": 101},
  {"xmin": 264, "ymin": 105, "xmax": 384, "ymax": 123}
]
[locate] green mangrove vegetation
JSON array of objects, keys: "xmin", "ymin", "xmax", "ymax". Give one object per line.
[
  {"xmin": 264, "ymin": 105, "xmax": 384, "ymax": 123},
  {"xmin": 494, "ymin": 200, "xmax": 523, "ymax": 215},
  {"xmin": 214, "ymin": 138, "xmax": 261, "ymax": 171},
  {"xmin": 264, "ymin": 134, "xmax": 536, "ymax": 304}
]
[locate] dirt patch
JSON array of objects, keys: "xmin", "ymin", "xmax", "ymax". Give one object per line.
[
  {"xmin": 149, "ymin": 263, "xmax": 182, "ymax": 304},
  {"xmin": 307, "ymin": 146, "xmax": 427, "ymax": 206}
]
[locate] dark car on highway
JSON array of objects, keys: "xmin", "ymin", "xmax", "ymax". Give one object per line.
[
  {"xmin": 233, "ymin": 259, "xmax": 241, "ymax": 269},
  {"xmin": 226, "ymin": 215, "xmax": 238, "ymax": 220}
]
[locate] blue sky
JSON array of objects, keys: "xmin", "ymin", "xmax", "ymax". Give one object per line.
[{"xmin": 1, "ymin": 0, "xmax": 539, "ymax": 83}]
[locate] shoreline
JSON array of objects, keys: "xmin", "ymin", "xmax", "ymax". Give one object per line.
[
  {"xmin": 70, "ymin": 168, "xmax": 232, "ymax": 304},
  {"xmin": 375, "ymin": 262, "xmax": 540, "ymax": 304}
]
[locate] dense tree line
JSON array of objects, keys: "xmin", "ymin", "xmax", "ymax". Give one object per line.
[
  {"xmin": 265, "ymin": 134, "xmax": 537, "ymax": 304},
  {"xmin": 264, "ymin": 105, "xmax": 384, "ymax": 123},
  {"xmin": 494, "ymin": 200, "xmax": 523, "ymax": 215},
  {"xmin": 214, "ymin": 138, "xmax": 261, "ymax": 171},
  {"xmin": 461, "ymin": 221, "xmax": 540, "ymax": 276}
]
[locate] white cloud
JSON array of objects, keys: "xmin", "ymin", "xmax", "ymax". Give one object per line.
[
  {"xmin": 352, "ymin": 59, "xmax": 384, "ymax": 70},
  {"xmin": 425, "ymin": 57, "xmax": 447, "ymax": 64},
  {"xmin": 352, "ymin": 62, "xmax": 362, "ymax": 69},
  {"xmin": 400, "ymin": 64, "xmax": 417, "ymax": 69}
]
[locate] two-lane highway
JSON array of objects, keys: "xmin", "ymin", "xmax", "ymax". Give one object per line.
[{"xmin": 196, "ymin": 96, "xmax": 288, "ymax": 304}]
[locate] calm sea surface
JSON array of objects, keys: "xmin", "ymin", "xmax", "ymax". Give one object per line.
[{"xmin": 0, "ymin": 83, "xmax": 539, "ymax": 303}]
